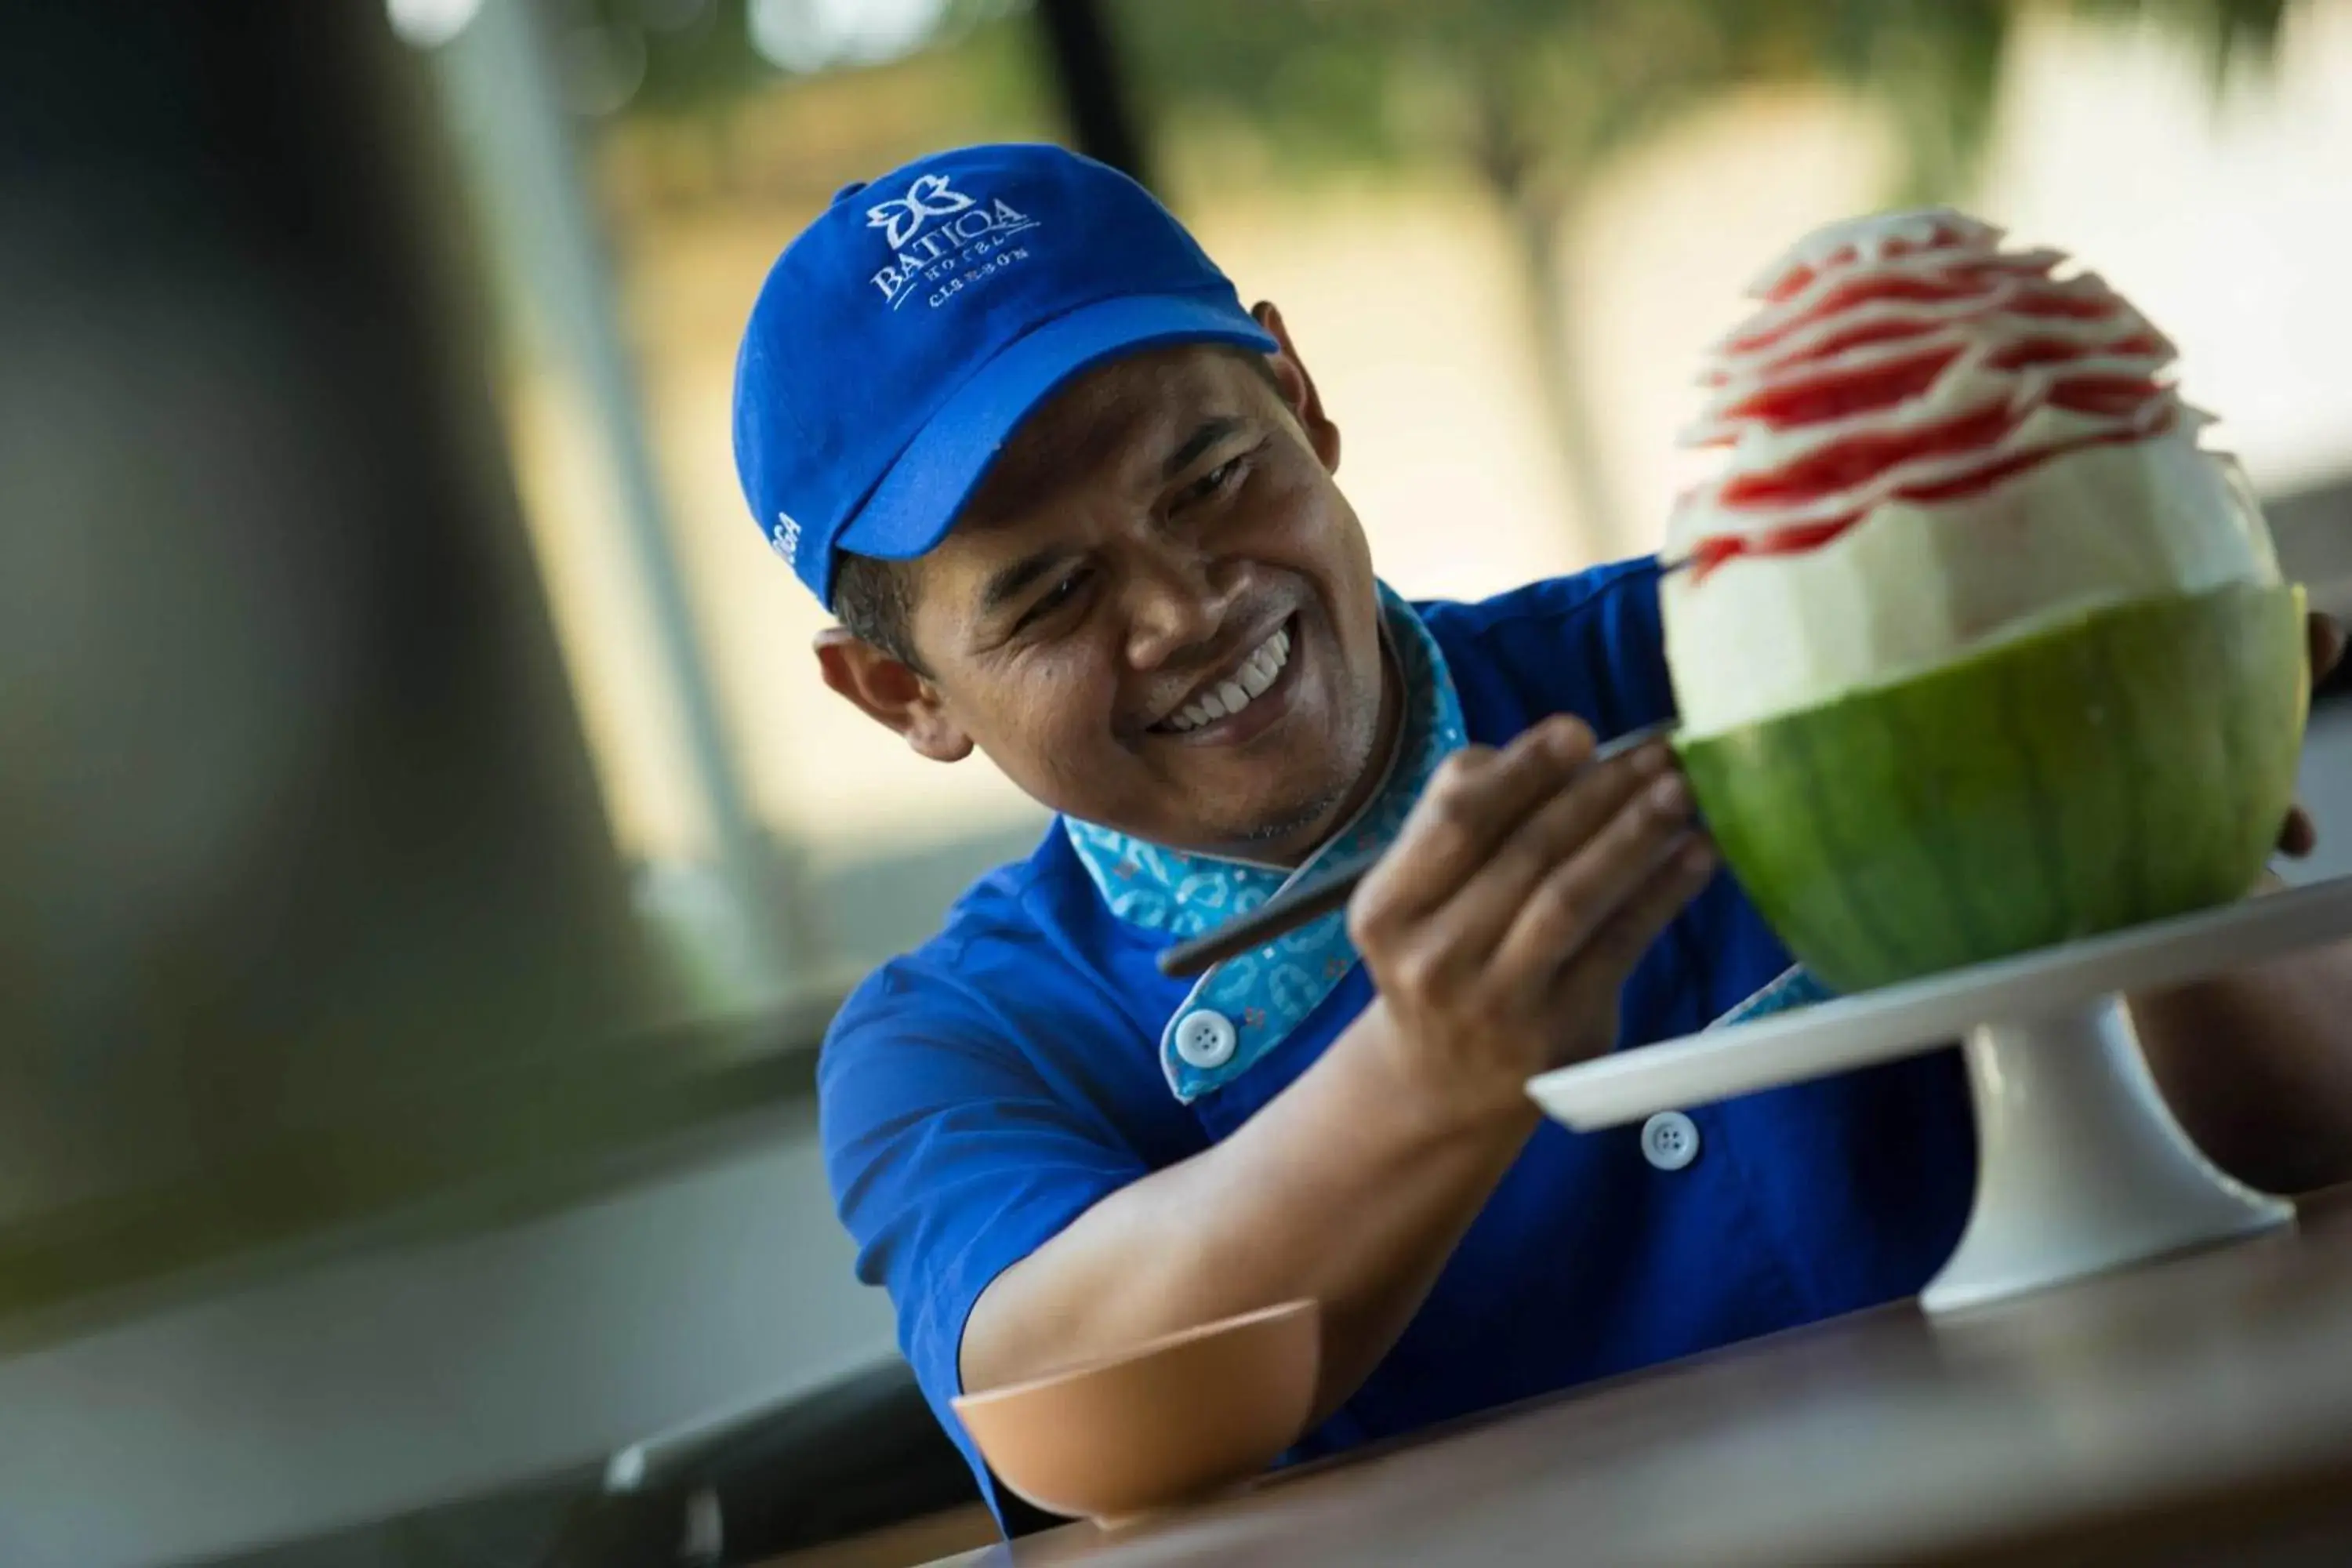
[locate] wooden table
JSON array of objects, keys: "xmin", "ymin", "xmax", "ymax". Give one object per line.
[{"xmin": 932, "ymin": 1187, "xmax": 2352, "ymax": 1566}]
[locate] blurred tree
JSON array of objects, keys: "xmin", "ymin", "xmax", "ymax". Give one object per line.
[
  {"xmin": 1109, "ymin": 0, "xmax": 2287, "ymax": 551},
  {"xmin": 566, "ymin": 0, "xmax": 1029, "ymax": 121},
  {"xmin": 557, "ymin": 0, "xmax": 2288, "ymax": 546},
  {"xmin": 559, "ymin": 0, "xmax": 1047, "ymax": 205}
]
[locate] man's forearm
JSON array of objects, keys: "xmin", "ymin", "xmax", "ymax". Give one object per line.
[
  {"xmin": 959, "ymin": 1003, "xmax": 1538, "ymax": 1422},
  {"xmin": 2132, "ymin": 916, "xmax": 2352, "ymax": 1194}
]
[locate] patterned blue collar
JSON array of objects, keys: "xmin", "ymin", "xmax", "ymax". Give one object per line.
[{"xmin": 1063, "ymin": 584, "xmax": 1468, "ymax": 1101}]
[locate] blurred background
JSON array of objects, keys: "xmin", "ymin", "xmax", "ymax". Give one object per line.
[{"xmin": 3, "ymin": 2, "xmax": 2351, "ymax": 1565}]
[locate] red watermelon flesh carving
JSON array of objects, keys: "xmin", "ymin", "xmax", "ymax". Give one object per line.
[{"xmin": 1674, "ymin": 211, "xmax": 2188, "ymax": 580}]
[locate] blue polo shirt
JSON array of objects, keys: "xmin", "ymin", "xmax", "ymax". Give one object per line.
[{"xmin": 819, "ymin": 558, "xmax": 1976, "ymax": 1526}]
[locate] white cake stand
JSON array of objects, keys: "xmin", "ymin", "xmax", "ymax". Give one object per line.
[{"xmin": 1526, "ymin": 875, "xmax": 2352, "ymax": 1312}]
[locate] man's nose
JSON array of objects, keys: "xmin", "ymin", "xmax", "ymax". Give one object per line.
[{"xmin": 1122, "ymin": 547, "xmax": 1243, "ymax": 672}]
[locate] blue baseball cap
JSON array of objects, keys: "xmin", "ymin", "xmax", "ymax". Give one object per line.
[{"xmin": 732, "ymin": 143, "xmax": 1278, "ymax": 607}]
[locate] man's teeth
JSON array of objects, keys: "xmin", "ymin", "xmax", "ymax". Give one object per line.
[{"xmin": 1164, "ymin": 626, "xmax": 1290, "ymax": 733}]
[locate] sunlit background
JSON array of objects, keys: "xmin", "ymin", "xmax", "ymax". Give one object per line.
[
  {"xmin": 492, "ymin": 0, "xmax": 2352, "ymax": 1007},
  {"xmin": 3, "ymin": 2, "xmax": 2351, "ymax": 1565}
]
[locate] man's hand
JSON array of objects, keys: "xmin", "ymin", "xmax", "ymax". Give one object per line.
[
  {"xmin": 963, "ymin": 717, "xmax": 1714, "ymax": 1414},
  {"xmin": 2280, "ymin": 611, "xmax": 2344, "ymax": 860},
  {"xmin": 2130, "ymin": 607, "xmax": 2352, "ymax": 1195},
  {"xmin": 1346, "ymin": 716, "xmax": 1715, "ymax": 1128}
]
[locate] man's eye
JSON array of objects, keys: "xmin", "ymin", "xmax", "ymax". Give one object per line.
[
  {"xmin": 1017, "ymin": 569, "xmax": 1090, "ymax": 632},
  {"xmin": 1178, "ymin": 456, "xmax": 1245, "ymax": 509}
]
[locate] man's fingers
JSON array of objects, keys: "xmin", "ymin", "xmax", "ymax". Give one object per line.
[
  {"xmin": 2277, "ymin": 611, "xmax": 2336, "ymax": 862},
  {"xmin": 1351, "ymin": 717, "xmax": 1595, "ymax": 938},
  {"xmin": 1397, "ymin": 739, "xmax": 1676, "ymax": 987},
  {"xmin": 1490, "ymin": 768, "xmax": 1701, "ymax": 986},
  {"xmin": 2281, "ymin": 803, "xmax": 2318, "ymax": 860},
  {"xmin": 2311, "ymin": 612, "xmax": 2347, "ymax": 689},
  {"xmin": 1548, "ymin": 834, "xmax": 1720, "ymax": 1020}
]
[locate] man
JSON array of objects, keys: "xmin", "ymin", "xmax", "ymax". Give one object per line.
[{"xmin": 732, "ymin": 143, "xmax": 2352, "ymax": 1531}]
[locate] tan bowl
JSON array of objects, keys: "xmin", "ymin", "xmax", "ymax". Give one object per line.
[{"xmin": 952, "ymin": 1298, "xmax": 1319, "ymax": 1525}]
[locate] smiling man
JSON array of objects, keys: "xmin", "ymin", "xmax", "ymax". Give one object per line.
[{"xmin": 733, "ymin": 143, "xmax": 2352, "ymax": 1532}]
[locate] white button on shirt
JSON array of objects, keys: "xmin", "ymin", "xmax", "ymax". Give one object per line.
[
  {"xmin": 1173, "ymin": 1009, "xmax": 1239, "ymax": 1069},
  {"xmin": 1641, "ymin": 1110, "xmax": 1700, "ymax": 1171}
]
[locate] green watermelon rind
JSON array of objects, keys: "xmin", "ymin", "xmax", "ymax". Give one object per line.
[{"xmin": 1675, "ymin": 582, "xmax": 2310, "ymax": 995}]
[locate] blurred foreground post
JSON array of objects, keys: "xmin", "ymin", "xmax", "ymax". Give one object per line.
[{"xmin": 0, "ymin": 0, "xmax": 663, "ymax": 1268}]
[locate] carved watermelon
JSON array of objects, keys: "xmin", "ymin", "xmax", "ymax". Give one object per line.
[
  {"xmin": 1661, "ymin": 210, "xmax": 2305, "ymax": 990},
  {"xmin": 1676, "ymin": 582, "xmax": 2307, "ymax": 993}
]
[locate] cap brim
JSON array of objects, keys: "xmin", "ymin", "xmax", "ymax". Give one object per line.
[{"xmin": 827, "ymin": 292, "xmax": 1279, "ymax": 601}]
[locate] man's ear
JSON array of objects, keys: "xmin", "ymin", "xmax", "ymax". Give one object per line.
[
  {"xmin": 1254, "ymin": 300, "xmax": 1340, "ymax": 474},
  {"xmin": 814, "ymin": 627, "xmax": 974, "ymax": 763}
]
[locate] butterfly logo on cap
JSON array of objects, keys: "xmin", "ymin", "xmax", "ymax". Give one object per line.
[{"xmin": 866, "ymin": 173, "xmax": 976, "ymax": 249}]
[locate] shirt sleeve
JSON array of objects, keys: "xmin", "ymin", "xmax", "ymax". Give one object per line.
[{"xmin": 818, "ymin": 963, "xmax": 1151, "ymax": 1530}]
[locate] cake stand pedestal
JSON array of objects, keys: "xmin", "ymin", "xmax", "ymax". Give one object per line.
[{"xmin": 1526, "ymin": 877, "xmax": 2352, "ymax": 1312}]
